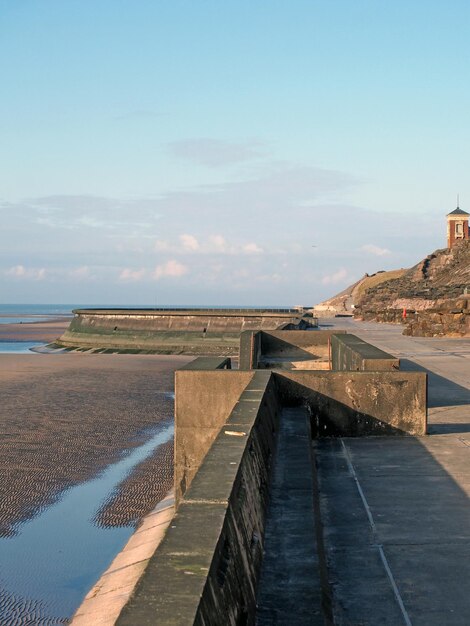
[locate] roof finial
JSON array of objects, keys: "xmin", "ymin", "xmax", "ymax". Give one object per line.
[{"xmin": 457, "ymin": 193, "xmax": 460, "ymax": 209}]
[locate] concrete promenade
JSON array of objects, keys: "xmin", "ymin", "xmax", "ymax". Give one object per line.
[
  {"xmin": 317, "ymin": 318, "xmax": 470, "ymax": 625},
  {"xmin": 96, "ymin": 318, "xmax": 469, "ymax": 625}
]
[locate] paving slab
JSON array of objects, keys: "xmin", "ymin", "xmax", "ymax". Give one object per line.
[{"xmin": 315, "ymin": 318, "xmax": 470, "ymax": 625}]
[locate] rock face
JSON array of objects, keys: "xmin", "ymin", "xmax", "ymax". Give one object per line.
[
  {"xmin": 354, "ymin": 241, "xmax": 470, "ymax": 336},
  {"xmin": 314, "ymin": 270, "xmax": 407, "ymax": 317},
  {"xmin": 403, "ymin": 298, "xmax": 470, "ymax": 337}
]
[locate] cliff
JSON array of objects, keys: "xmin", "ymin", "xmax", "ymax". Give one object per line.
[{"xmin": 316, "ymin": 241, "xmax": 470, "ymax": 337}]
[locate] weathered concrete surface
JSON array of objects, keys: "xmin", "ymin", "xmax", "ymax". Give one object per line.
[
  {"xmin": 256, "ymin": 407, "xmax": 323, "ymax": 625},
  {"xmin": 178, "ymin": 356, "xmax": 231, "ymax": 370},
  {"xmin": 174, "ymin": 370, "xmax": 254, "ymax": 503},
  {"xmin": 59, "ymin": 329, "xmax": 242, "ymax": 356},
  {"xmin": 331, "ymin": 332, "xmax": 400, "ymax": 371},
  {"xmin": 239, "ymin": 329, "xmax": 348, "ymax": 370},
  {"xmin": 315, "ymin": 318, "xmax": 470, "ymax": 625},
  {"xmin": 59, "ymin": 309, "xmax": 312, "ymax": 355},
  {"xmin": 117, "ymin": 372, "xmax": 280, "ymax": 626},
  {"xmin": 276, "ymin": 370, "xmax": 427, "ymax": 436}
]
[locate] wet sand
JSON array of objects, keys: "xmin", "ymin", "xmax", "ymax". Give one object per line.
[
  {"xmin": 0, "ymin": 351, "xmax": 189, "ymax": 537},
  {"xmin": 0, "ymin": 319, "xmax": 70, "ymax": 343},
  {"xmin": 93, "ymin": 438, "xmax": 174, "ymax": 528},
  {"xmin": 0, "ymin": 321, "xmax": 193, "ymax": 623}
]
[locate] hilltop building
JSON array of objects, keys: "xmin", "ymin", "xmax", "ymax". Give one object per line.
[{"xmin": 447, "ymin": 204, "xmax": 469, "ymax": 247}]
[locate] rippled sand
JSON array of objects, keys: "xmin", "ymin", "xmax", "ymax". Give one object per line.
[
  {"xmin": 94, "ymin": 438, "xmax": 174, "ymax": 528},
  {"xmin": 0, "ymin": 321, "xmax": 193, "ymax": 624},
  {"xmin": 0, "ymin": 351, "xmax": 189, "ymax": 537}
]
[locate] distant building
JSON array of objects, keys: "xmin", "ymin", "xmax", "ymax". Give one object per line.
[{"xmin": 447, "ymin": 205, "xmax": 469, "ymax": 247}]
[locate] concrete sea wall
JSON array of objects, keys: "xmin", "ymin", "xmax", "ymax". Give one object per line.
[
  {"xmin": 58, "ymin": 309, "xmax": 316, "ymax": 355},
  {"xmin": 117, "ymin": 336, "xmax": 427, "ymax": 624},
  {"xmin": 117, "ymin": 371, "xmax": 280, "ymax": 625}
]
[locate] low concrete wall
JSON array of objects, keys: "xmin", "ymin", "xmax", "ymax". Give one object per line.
[
  {"xmin": 240, "ymin": 329, "xmax": 347, "ymax": 370},
  {"xmin": 239, "ymin": 330, "xmax": 263, "ymax": 370},
  {"xmin": 276, "ymin": 371, "xmax": 427, "ymax": 436},
  {"xmin": 117, "ymin": 372, "xmax": 280, "ymax": 626},
  {"xmin": 174, "ymin": 370, "xmax": 254, "ymax": 503},
  {"xmin": 179, "ymin": 357, "xmax": 232, "ymax": 370},
  {"xmin": 331, "ymin": 333, "xmax": 400, "ymax": 371}
]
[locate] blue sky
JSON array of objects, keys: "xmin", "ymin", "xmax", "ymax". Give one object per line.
[{"xmin": 1, "ymin": 1, "xmax": 469, "ymax": 305}]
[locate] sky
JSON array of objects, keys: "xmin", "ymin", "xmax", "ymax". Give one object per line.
[{"xmin": 1, "ymin": 0, "xmax": 469, "ymax": 306}]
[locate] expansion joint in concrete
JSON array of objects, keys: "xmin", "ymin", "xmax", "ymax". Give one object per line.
[{"xmin": 340, "ymin": 439, "xmax": 413, "ymax": 626}]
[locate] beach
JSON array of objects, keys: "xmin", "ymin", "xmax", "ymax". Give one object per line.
[
  {"xmin": 0, "ymin": 319, "xmax": 191, "ymax": 623},
  {"xmin": 0, "ymin": 318, "xmax": 70, "ymax": 343}
]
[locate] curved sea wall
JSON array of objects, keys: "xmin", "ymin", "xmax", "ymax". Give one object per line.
[{"xmin": 57, "ymin": 309, "xmax": 316, "ymax": 355}]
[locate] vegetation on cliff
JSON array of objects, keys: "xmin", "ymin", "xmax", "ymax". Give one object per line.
[{"xmin": 315, "ymin": 241, "xmax": 470, "ymax": 336}]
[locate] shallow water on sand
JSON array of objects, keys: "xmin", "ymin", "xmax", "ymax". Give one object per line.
[
  {"xmin": 0, "ymin": 341, "xmax": 42, "ymax": 353},
  {"xmin": 0, "ymin": 421, "xmax": 174, "ymax": 625},
  {"xmin": 0, "ymin": 317, "xmax": 56, "ymax": 325}
]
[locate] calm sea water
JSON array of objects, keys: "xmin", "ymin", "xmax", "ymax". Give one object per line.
[{"xmin": 0, "ymin": 303, "xmax": 291, "ymax": 318}]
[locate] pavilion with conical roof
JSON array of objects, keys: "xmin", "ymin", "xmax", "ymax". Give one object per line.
[{"xmin": 447, "ymin": 203, "xmax": 469, "ymax": 247}]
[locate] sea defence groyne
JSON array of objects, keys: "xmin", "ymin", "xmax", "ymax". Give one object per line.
[
  {"xmin": 115, "ymin": 329, "xmax": 427, "ymax": 625},
  {"xmin": 57, "ymin": 308, "xmax": 317, "ymax": 355}
]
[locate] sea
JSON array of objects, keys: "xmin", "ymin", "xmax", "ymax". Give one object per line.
[
  {"xmin": 0, "ymin": 303, "xmax": 289, "ymax": 323},
  {"xmin": 0, "ymin": 304, "xmax": 77, "ymax": 353}
]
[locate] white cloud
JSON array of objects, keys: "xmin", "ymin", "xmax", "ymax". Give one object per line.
[
  {"xmin": 0, "ymin": 162, "xmax": 439, "ymax": 305},
  {"xmin": 321, "ymin": 268, "xmax": 348, "ymax": 285},
  {"xmin": 209, "ymin": 234, "xmax": 227, "ymax": 252},
  {"xmin": 5, "ymin": 265, "xmax": 26, "ymax": 277},
  {"xmin": 119, "ymin": 268, "xmax": 146, "ymax": 281},
  {"xmin": 152, "ymin": 260, "xmax": 188, "ymax": 280},
  {"xmin": 360, "ymin": 244, "xmax": 391, "ymax": 256},
  {"xmin": 243, "ymin": 242, "xmax": 264, "ymax": 254},
  {"xmin": 69, "ymin": 266, "xmax": 91, "ymax": 279},
  {"xmin": 153, "ymin": 234, "xmax": 263, "ymax": 256},
  {"xmin": 155, "ymin": 240, "xmax": 171, "ymax": 252},
  {"xmin": 4, "ymin": 265, "xmax": 46, "ymax": 280},
  {"xmin": 179, "ymin": 234, "xmax": 200, "ymax": 251}
]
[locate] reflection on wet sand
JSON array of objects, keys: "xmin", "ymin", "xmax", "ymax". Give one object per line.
[{"xmin": 0, "ymin": 340, "xmax": 190, "ymax": 624}]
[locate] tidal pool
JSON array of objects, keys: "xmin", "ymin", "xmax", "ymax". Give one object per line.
[
  {"xmin": 0, "ymin": 342, "xmax": 42, "ymax": 353},
  {"xmin": 0, "ymin": 421, "xmax": 174, "ymax": 624}
]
